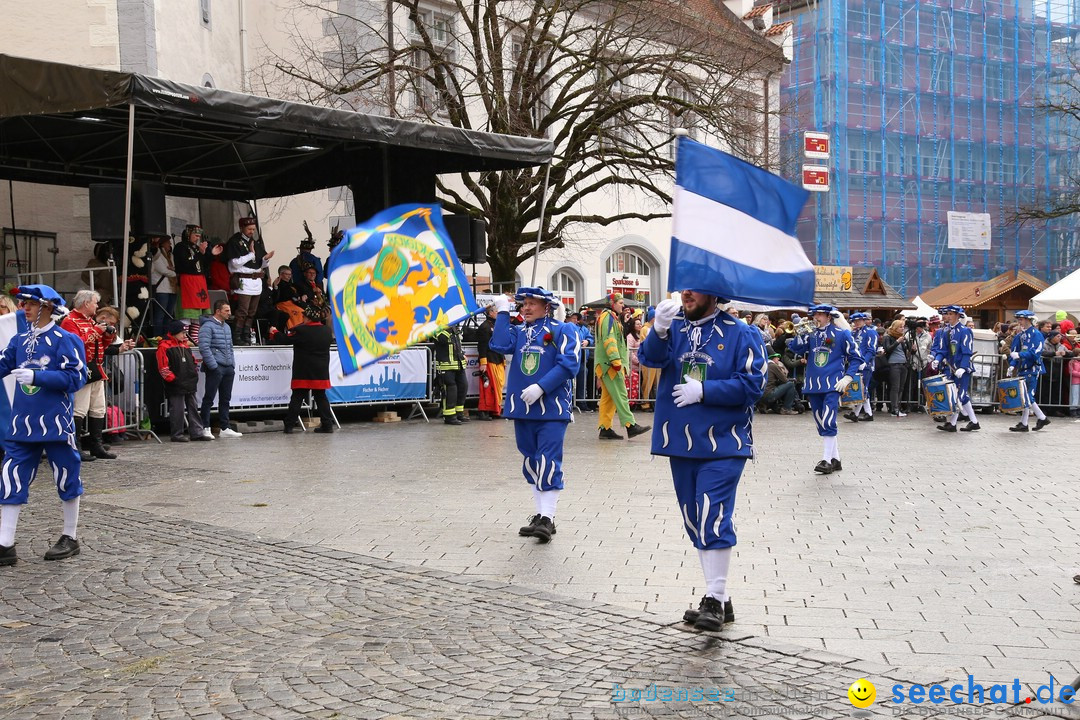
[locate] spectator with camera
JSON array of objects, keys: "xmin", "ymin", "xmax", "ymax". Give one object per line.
[{"xmin": 61, "ymin": 291, "xmax": 134, "ymax": 461}]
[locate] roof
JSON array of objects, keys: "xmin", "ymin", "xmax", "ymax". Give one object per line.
[
  {"xmin": 743, "ymin": 4, "xmax": 772, "ymax": 19},
  {"xmin": 764, "ymin": 20, "xmax": 793, "ymax": 36},
  {"xmin": 814, "ymin": 267, "xmax": 916, "ymax": 310},
  {"xmin": 0, "ymin": 54, "xmax": 553, "ymax": 201},
  {"xmin": 919, "ymin": 270, "xmax": 1050, "ymax": 310},
  {"xmin": 680, "ymin": 0, "xmax": 786, "ymax": 64}
]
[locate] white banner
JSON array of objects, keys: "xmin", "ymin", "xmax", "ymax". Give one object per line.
[
  {"xmin": 947, "ymin": 212, "xmax": 992, "ymax": 250},
  {"xmin": 193, "ymin": 347, "xmax": 294, "ymax": 408}
]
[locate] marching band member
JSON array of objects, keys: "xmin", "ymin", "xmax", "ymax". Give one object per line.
[
  {"xmin": 786, "ymin": 305, "xmax": 862, "ymax": 474},
  {"xmin": 930, "ymin": 305, "xmax": 981, "ymax": 432},
  {"xmin": 639, "ymin": 290, "xmax": 766, "ymax": 631},
  {"xmin": 843, "ymin": 312, "xmax": 876, "ymax": 422},
  {"xmin": 1007, "ymin": 310, "xmax": 1050, "ymax": 432},
  {"xmin": 0, "ymin": 285, "xmax": 88, "ymax": 567},
  {"xmin": 489, "ymin": 287, "xmax": 579, "ymax": 544}
]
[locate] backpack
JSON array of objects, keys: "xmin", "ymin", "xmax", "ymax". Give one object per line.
[{"xmin": 105, "ymin": 404, "xmax": 126, "ymax": 438}]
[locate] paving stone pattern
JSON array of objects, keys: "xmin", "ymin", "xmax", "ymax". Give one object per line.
[{"xmin": 0, "ymin": 411, "xmax": 1076, "ymax": 718}]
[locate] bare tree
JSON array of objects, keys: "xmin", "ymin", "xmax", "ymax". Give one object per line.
[{"xmin": 264, "ymin": 0, "xmax": 785, "ymax": 282}]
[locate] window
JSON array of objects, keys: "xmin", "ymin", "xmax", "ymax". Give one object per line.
[
  {"xmin": 605, "ymin": 250, "xmax": 651, "ymax": 276},
  {"xmin": 510, "ymin": 37, "xmax": 550, "ymax": 137},
  {"xmin": 411, "ymin": 46, "xmax": 453, "ymax": 115},
  {"xmin": 409, "ymin": 5, "xmax": 455, "ymax": 115},
  {"xmin": 411, "ymin": 8, "xmax": 451, "ymax": 45}
]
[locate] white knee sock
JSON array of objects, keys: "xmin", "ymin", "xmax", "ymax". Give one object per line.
[
  {"xmin": 62, "ymin": 497, "xmax": 80, "ymax": 539},
  {"xmin": 698, "ymin": 547, "xmax": 732, "ymax": 602},
  {"xmin": 538, "ymin": 489, "xmax": 560, "ymax": 520},
  {"xmin": 822, "ymin": 436, "xmax": 838, "ymax": 461},
  {"xmin": 1021, "ymin": 408, "xmax": 1030, "ymax": 425},
  {"xmin": 962, "ymin": 401, "xmax": 977, "ymax": 423},
  {"xmin": 948, "ymin": 411, "xmax": 959, "ymax": 425},
  {"xmin": 0, "ymin": 505, "xmax": 21, "ymax": 547},
  {"xmin": 531, "ymin": 485, "xmax": 543, "ymax": 514},
  {"xmin": 862, "ymin": 399, "xmax": 872, "ymax": 417},
  {"xmin": 1030, "ymin": 402, "xmax": 1046, "ymax": 421}
]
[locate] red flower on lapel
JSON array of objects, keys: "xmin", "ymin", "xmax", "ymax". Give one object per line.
[{"xmin": 543, "ymin": 332, "xmax": 553, "ymax": 343}]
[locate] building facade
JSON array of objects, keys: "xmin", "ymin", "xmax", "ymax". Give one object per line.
[{"xmin": 775, "ymin": 0, "xmax": 1080, "ymax": 297}]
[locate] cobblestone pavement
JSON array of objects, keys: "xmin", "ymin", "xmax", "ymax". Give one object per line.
[{"xmin": 1, "ymin": 410, "xmax": 1077, "ymax": 718}]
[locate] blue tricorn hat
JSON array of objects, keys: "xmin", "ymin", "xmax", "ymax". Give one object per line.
[
  {"xmin": 809, "ymin": 304, "xmax": 839, "ymax": 317},
  {"xmin": 849, "ymin": 312, "xmax": 869, "ymax": 321},
  {"xmin": 938, "ymin": 305, "xmax": 964, "ymax": 315},
  {"xmin": 514, "ymin": 286, "xmax": 559, "ymax": 307},
  {"xmin": 13, "ymin": 284, "xmax": 66, "ymax": 314},
  {"xmin": 1014, "ymin": 309, "xmax": 1036, "ymax": 320}
]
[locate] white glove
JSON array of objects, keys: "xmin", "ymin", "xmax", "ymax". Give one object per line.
[
  {"xmin": 672, "ymin": 374, "xmax": 704, "ymax": 407},
  {"xmin": 858, "ymin": 363, "xmax": 867, "ymax": 372},
  {"xmin": 652, "ymin": 299, "xmax": 680, "ymax": 337},
  {"xmin": 493, "ymin": 295, "xmax": 512, "ymax": 314},
  {"xmin": 930, "ymin": 359, "xmax": 939, "ymax": 371},
  {"xmin": 877, "ymin": 347, "xmax": 885, "ymax": 354},
  {"xmin": 11, "ymin": 368, "xmax": 35, "ymax": 385},
  {"xmin": 1009, "ymin": 351, "xmax": 1019, "ymax": 360},
  {"xmin": 834, "ymin": 375, "xmax": 853, "ymax": 393},
  {"xmin": 1007, "ymin": 366, "xmax": 1016, "ymax": 377},
  {"xmin": 520, "ymin": 384, "xmax": 544, "ymax": 405},
  {"xmin": 954, "ymin": 368, "xmax": 965, "ymax": 379}
]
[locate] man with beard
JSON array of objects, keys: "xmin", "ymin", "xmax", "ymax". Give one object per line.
[{"xmin": 639, "ymin": 290, "xmax": 766, "ymax": 631}]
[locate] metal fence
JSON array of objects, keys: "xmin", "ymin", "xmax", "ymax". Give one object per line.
[{"xmin": 102, "ymin": 349, "xmax": 159, "ymax": 441}]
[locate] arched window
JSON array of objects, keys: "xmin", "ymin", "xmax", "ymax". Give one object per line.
[
  {"xmin": 604, "ymin": 248, "xmax": 654, "ymax": 304},
  {"xmin": 551, "ymin": 268, "xmax": 581, "ymax": 308}
]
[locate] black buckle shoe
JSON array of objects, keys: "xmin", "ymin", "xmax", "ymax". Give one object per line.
[
  {"xmin": 683, "ymin": 597, "xmax": 734, "ymax": 625},
  {"xmin": 813, "ymin": 460, "xmax": 833, "ymax": 474},
  {"xmin": 843, "ymin": 412, "xmax": 860, "ymax": 423},
  {"xmin": 693, "ymin": 596, "xmax": 726, "ymax": 631},
  {"xmin": 0, "ymin": 544, "xmax": 16, "ymax": 567},
  {"xmin": 625, "ymin": 423, "xmax": 651, "ymax": 439},
  {"xmin": 959, "ymin": 421, "xmax": 981, "ymax": 432},
  {"xmin": 44, "ymin": 535, "xmax": 80, "ymax": 561},
  {"xmin": 1009, "ymin": 422, "xmax": 1029, "ymax": 432},
  {"xmin": 518, "ymin": 514, "xmax": 540, "ymax": 537},
  {"xmin": 860, "ymin": 414, "xmax": 873, "ymax": 422},
  {"xmin": 1034, "ymin": 418, "xmax": 1051, "ymax": 431},
  {"xmin": 936, "ymin": 422, "xmax": 957, "ymax": 432},
  {"xmin": 532, "ymin": 516, "xmax": 555, "ymax": 543},
  {"xmin": 831, "ymin": 459, "xmax": 842, "ymax": 472},
  {"xmin": 598, "ymin": 428, "xmax": 621, "ymax": 440}
]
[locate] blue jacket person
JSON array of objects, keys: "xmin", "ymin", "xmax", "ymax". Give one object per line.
[
  {"xmin": 1006, "ymin": 310, "xmax": 1050, "ymax": 432},
  {"xmin": 930, "ymin": 305, "xmax": 980, "ymax": 432}
]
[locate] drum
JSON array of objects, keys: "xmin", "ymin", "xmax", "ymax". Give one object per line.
[
  {"xmin": 840, "ymin": 377, "xmax": 865, "ymax": 406},
  {"xmin": 996, "ymin": 377, "xmax": 1028, "ymax": 414},
  {"xmin": 923, "ymin": 375, "xmax": 957, "ymax": 415}
]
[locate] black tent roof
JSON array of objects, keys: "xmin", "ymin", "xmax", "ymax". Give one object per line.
[{"xmin": 0, "ymin": 54, "xmax": 553, "ymax": 200}]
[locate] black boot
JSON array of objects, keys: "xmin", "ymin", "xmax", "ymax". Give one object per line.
[
  {"xmin": 625, "ymin": 423, "xmax": 651, "ymax": 439},
  {"xmin": 683, "ymin": 597, "xmax": 734, "ymax": 625},
  {"xmin": 692, "ymin": 596, "xmax": 727, "ymax": 632},
  {"xmin": 74, "ymin": 417, "xmax": 94, "ymax": 463},
  {"xmin": 87, "ymin": 417, "xmax": 117, "ymax": 459}
]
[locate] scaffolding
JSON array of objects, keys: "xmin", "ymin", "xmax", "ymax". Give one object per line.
[{"xmin": 779, "ymin": 0, "xmax": 1080, "ymax": 295}]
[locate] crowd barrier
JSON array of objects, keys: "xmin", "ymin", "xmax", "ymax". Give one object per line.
[
  {"xmin": 128, "ymin": 342, "xmax": 1077, "ymax": 429},
  {"xmin": 102, "ymin": 349, "xmax": 156, "ymax": 441}
]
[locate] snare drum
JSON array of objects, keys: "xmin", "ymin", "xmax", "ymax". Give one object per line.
[
  {"xmin": 924, "ymin": 375, "xmax": 957, "ymax": 415},
  {"xmin": 840, "ymin": 377, "xmax": 865, "ymax": 406},
  {"xmin": 996, "ymin": 377, "xmax": 1028, "ymax": 414}
]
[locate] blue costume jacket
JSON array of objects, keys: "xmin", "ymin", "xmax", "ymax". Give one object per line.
[
  {"xmin": 1009, "ymin": 326, "xmax": 1045, "ymax": 377},
  {"xmin": 786, "ymin": 324, "xmax": 862, "ymax": 394},
  {"xmin": 856, "ymin": 326, "xmax": 877, "ymax": 373},
  {"xmin": 931, "ymin": 322, "xmax": 974, "ymax": 373},
  {"xmin": 639, "ymin": 310, "xmax": 766, "ymax": 460},
  {"xmin": 490, "ymin": 312, "xmax": 579, "ymax": 420},
  {"xmin": 0, "ymin": 321, "xmax": 87, "ymax": 443}
]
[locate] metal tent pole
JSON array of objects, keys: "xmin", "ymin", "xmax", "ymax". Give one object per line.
[
  {"xmin": 119, "ymin": 102, "xmax": 135, "ymax": 335},
  {"xmin": 529, "ymin": 162, "xmax": 551, "ymax": 286}
]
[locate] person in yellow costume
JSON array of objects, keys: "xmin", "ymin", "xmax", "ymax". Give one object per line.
[{"xmin": 594, "ymin": 293, "xmax": 650, "ymax": 440}]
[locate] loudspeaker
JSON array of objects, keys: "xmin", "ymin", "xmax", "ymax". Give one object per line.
[
  {"xmin": 443, "ymin": 215, "xmax": 487, "ymax": 263},
  {"xmin": 89, "ymin": 184, "xmax": 126, "ymax": 240},
  {"xmin": 89, "ymin": 182, "xmax": 168, "ymax": 239}
]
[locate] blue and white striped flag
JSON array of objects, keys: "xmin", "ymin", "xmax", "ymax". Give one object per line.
[{"xmin": 669, "ymin": 137, "xmax": 815, "ymax": 307}]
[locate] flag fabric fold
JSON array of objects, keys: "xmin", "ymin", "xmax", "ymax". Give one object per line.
[
  {"xmin": 669, "ymin": 137, "xmax": 815, "ymax": 307},
  {"xmin": 326, "ymin": 203, "xmax": 479, "ymax": 375}
]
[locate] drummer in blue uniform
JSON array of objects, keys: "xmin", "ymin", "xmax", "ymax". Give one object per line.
[
  {"xmin": 1006, "ymin": 309, "xmax": 1050, "ymax": 432},
  {"xmin": 490, "ymin": 287, "xmax": 579, "ymax": 543},
  {"xmin": 930, "ymin": 305, "xmax": 981, "ymax": 432},
  {"xmin": 786, "ymin": 304, "xmax": 863, "ymax": 474},
  {"xmin": 843, "ymin": 312, "xmax": 877, "ymax": 422}
]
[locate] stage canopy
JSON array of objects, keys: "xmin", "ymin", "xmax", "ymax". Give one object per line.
[{"xmin": 0, "ymin": 54, "xmax": 553, "ymax": 202}]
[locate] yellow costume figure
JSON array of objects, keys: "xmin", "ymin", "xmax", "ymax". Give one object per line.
[{"xmin": 594, "ymin": 293, "xmax": 650, "ymax": 440}]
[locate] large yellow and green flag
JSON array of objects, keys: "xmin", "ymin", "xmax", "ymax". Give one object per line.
[{"xmin": 326, "ymin": 203, "xmax": 479, "ymax": 374}]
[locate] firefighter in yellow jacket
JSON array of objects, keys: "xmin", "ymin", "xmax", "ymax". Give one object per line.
[{"xmin": 594, "ymin": 293, "xmax": 650, "ymax": 440}]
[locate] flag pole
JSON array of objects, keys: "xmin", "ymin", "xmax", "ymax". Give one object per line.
[{"xmin": 528, "ymin": 162, "xmax": 552, "ymax": 286}]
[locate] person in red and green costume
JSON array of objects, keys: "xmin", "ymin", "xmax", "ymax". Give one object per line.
[{"xmin": 594, "ymin": 293, "xmax": 650, "ymax": 440}]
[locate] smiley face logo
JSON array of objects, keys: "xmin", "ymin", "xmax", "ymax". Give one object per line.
[{"xmin": 848, "ymin": 679, "xmax": 876, "ymax": 708}]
